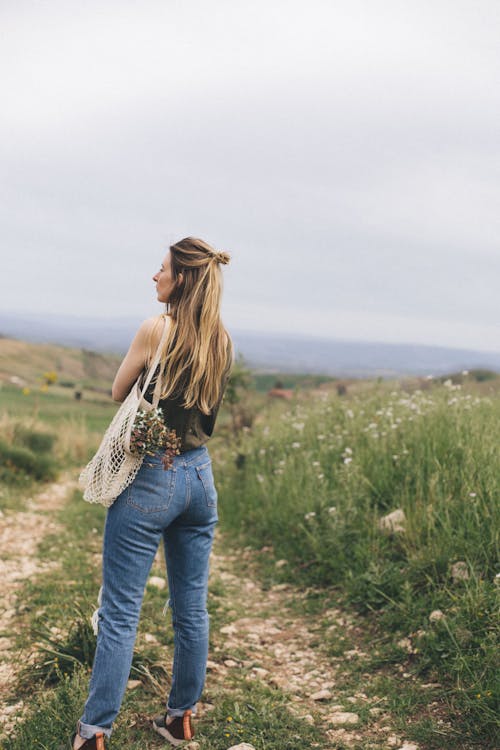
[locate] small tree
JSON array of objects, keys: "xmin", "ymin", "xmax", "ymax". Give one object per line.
[{"xmin": 42, "ymin": 370, "xmax": 58, "ymax": 386}]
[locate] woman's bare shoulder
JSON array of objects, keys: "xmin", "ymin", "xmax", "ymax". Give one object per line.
[{"xmin": 136, "ymin": 314, "xmax": 170, "ymax": 346}]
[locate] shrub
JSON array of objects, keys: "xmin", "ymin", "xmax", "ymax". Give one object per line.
[
  {"xmin": 14, "ymin": 426, "xmax": 56, "ymax": 454},
  {"xmin": 0, "ymin": 440, "xmax": 57, "ymax": 483}
]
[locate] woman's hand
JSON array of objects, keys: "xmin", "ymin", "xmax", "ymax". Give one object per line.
[{"xmin": 111, "ymin": 317, "xmax": 166, "ymax": 402}]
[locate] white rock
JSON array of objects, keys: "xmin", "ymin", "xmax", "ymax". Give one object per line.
[
  {"xmin": 378, "ymin": 509, "xmax": 406, "ymax": 533},
  {"xmin": 310, "ymin": 689, "xmax": 332, "ymax": 701},
  {"xmin": 226, "ymin": 744, "xmax": 256, "ymax": 750},
  {"xmin": 301, "ymin": 714, "xmax": 315, "ymax": 725},
  {"xmin": 148, "ymin": 576, "xmax": 166, "ymax": 589},
  {"xmin": 397, "ymin": 637, "xmax": 412, "ymax": 652},
  {"xmin": 224, "ymin": 659, "xmax": 239, "ymax": 668},
  {"xmin": 275, "ymin": 559, "xmax": 288, "ymax": 568},
  {"xmin": 252, "ymin": 667, "xmax": 269, "ymax": 678},
  {"xmin": 328, "ymin": 712, "xmax": 359, "ymax": 725},
  {"xmin": 220, "ymin": 624, "xmax": 238, "ymax": 635},
  {"xmin": 398, "ymin": 743, "xmax": 419, "ymax": 750},
  {"xmin": 387, "ymin": 737, "xmax": 401, "ymax": 747},
  {"xmin": 450, "ymin": 561, "xmax": 469, "ymax": 582},
  {"xmin": 429, "ymin": 609, "xmax": 445, "ymax": 623},
  {"xmin": 126, "ymin": 679, "xmax": 142, "ymax": 690}
]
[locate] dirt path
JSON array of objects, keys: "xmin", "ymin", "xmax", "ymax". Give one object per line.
[
  {"xmin": 0, "ymin": 475, "xmax": 78, "ymax": 735},
  {"xmin": 207, "ymin": 548, "xmax": 422, "ymax": 750},
  {"xmin": 0, "ymin": 477, "xmax": 433, "ymax": 749}
]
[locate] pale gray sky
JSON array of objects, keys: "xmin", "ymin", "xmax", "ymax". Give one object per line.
[{"xmin": 1, "ymin": 0, "xmax": 499, "ymax": 351}]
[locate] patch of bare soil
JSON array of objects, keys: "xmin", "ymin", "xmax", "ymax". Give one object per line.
[{"xmin": 0, "ymin": 475, "xmax": 78, "ymax": 735}]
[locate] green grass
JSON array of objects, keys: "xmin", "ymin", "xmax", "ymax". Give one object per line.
[
  {"xmin": 2, "ymin": 373, "xmax": 499, "ymax": 748},
  {"xmin": 216, "ymin": 380, "xmax": 500, "ymax": 745},
  {"xmin": 1, "ymin": 670, "xmax": 325, "ymax": 750},
  {"xmin": 0, "ymin": 384, "xmax": 117, "ymax": 433},
  {"xmin": 2, "ymin": 484, "xmax": 329, "ymax": 750}
]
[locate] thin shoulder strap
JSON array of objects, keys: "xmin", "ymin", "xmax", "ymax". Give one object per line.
[{"xmin": 139, "ymin": 316, "xmax": 169, "ymax": 403}]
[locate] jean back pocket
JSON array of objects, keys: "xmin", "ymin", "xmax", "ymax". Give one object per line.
[{"xmin": 126, "ymin": 463, "xmax": 177, "ymax": 514}]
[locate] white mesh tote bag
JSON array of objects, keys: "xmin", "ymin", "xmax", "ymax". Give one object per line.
[{"xmin": 79, "ymin": 315, "xmax": 169, "ymax": 507}]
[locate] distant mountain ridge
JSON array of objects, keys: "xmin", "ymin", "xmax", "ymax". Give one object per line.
[{"xmin": 1, "ymin": 311, "xmax": 499, "ymax": 378}]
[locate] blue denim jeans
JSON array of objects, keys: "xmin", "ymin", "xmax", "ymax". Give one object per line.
[{"xmin": 78, "ymin": 445, "xmax": 218, "ymax": 739}]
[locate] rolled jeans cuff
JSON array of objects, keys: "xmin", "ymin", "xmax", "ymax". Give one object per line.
[
  {"xmin": 167, "ymin": 704, "xmax": 197, "ymax": 718},
  {"xmin": 78, "ymin": 719, "xmax": 112, "ymax": 739}
]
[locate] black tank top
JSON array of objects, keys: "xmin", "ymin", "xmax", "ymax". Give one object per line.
[{"xmin": 141, "ymin": 352, "xmax": 232, "ymax": 454}]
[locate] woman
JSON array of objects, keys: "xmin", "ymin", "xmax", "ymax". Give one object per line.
[{"xmin": 70, "ymin": 238, "xmax": 233, "ymax": 749}]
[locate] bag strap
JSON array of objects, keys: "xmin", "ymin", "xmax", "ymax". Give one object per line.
[{"xmin": 139, "ymin": 315, "xmax": 170, "ymax": 405}]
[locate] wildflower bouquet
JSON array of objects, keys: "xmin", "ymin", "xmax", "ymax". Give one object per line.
[{"xmin": 129, "ymin": 407, "xmax": 181, "ymax": 469}]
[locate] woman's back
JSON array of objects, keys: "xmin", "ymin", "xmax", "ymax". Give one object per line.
[{"xmin": 142, "ymin": 341, "xmax": 232, "ymax": 452}]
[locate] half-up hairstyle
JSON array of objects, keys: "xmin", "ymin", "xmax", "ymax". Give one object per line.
[{"xmin": 149, "ymin": 237, "xmax": 233, "ymax": 414}]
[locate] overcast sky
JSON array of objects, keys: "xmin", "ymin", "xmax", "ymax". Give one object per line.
[{"xmin": 1, "ymin": 0, "xmax": 499, "ymax": 352}]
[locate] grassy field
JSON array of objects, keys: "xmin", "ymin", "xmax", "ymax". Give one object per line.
[
  {"xmin": 217, "ymin": 375, "xmax": 500, "ymax": 742},
  {"xmin": 0, "ymin": 355, "xmax": 499, "ymax": 748}
]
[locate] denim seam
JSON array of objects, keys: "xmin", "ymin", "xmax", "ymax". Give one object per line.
[
  {"xmin": 169, "ymin": 570, "xmax": 178, "ymax": 709},
  {"xmin": 184, "ymin": 466, "xmax": 191, "ymax": 512}
]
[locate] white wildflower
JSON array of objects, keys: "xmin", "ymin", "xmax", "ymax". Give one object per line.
[
  {"xmin": 256, "ymin": 474, "xmax": 265, "ymax": 484},
  {"xmin": 291, "ymin": 442, "xmax": 301, "ymax": 449},
  {"xmin": 343, "ymin": 457, "xmax": 353, "ymax": 465},
  {"xmin": 304, "ymin": 511, "xmax": 316, "ymax": 521}
]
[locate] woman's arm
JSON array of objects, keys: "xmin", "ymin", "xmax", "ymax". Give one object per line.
[{"xmin": 111, "ymin": 317, "xmax": 165, "ymax": 402}]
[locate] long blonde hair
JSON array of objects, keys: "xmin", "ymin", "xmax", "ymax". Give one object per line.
[{"xmin": 148, "ymin": 237, "xmax": 233, "ymax": 414}]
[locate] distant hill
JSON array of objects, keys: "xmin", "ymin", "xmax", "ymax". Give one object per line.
[
  {"xmin": 0, "ymin": 336, "xmax": 121, "ymax": 390},
  {"xmin": 1, "ymin": 310, "xmax": 499, "ymax": 378}
]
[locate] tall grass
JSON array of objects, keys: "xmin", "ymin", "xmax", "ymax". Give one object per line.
[{"xmin": 218, "ymin": 380, "xmax": 500, "ymax": 739}]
